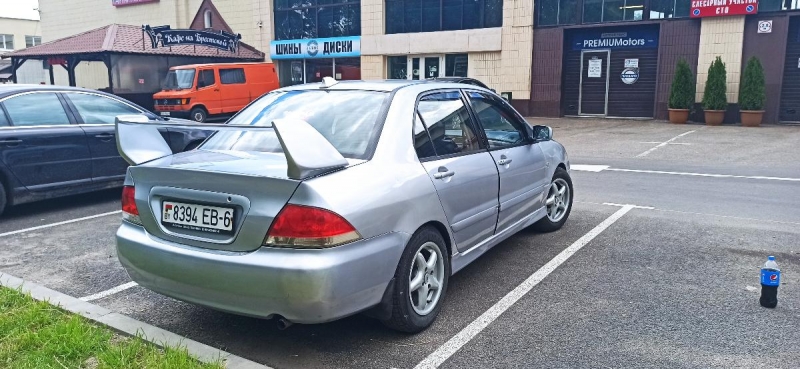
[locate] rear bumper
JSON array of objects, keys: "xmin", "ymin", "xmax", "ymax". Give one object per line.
[{"xmin": 116, "ymin": 222, "xmax": 409, "ymax": 324}]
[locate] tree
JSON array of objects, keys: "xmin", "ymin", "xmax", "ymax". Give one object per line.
[
  {"xmin": 702, "ymin": 56, "xmax": 728, "ymax": 111},
  {"xmin": 739, "ymin": 56, "xmax": 766, "ymax": 111},
  {"xmin": 668, "ymin": 59, "xmax": 695, "ymax": 110}
]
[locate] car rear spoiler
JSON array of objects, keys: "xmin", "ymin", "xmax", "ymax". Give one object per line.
[{"xmin": 115, "ymin": 115, "xmax": 349, "ymax": 180}]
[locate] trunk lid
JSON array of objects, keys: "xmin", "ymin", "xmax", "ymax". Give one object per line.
[{"xmin": 129, "ymin": 150, "xmax": 300, "ymax": 252}]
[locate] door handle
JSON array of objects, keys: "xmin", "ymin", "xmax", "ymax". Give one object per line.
[
  {"xmin": 497, "ymin": 155, "xmax": 512, "ymax": 166},
  {"xmin": 213, "ymin": 88, "xmax": 220, "ymax": 92},
  {"xmin": 95, "ymin": 133, "xmax": 114, "ymax": 138},
  {"xmin": 433, "ymin": 167, "xmax": 455, "ymax": 179},
  {"xmin": 0, "ymin": 139, "xmax": 22, "ymax": 146}
]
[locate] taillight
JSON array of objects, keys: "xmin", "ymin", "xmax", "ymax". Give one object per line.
[
  {"xmin": 264, "ymin": 204, "xmax": 361, "ymax": 248},
  {"xmin": 122, "ymin": 185, "xmax": 142, "ymax": 225}
]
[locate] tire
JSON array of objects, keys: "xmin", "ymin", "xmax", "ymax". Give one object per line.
[
  {"xmin": 0, "ymin": 181, "xmax": 6, "ymax": 217},
  {"xmin": 533, "ymin": 167, "xmax": 573, "ymax": 232},
  {"xmin": 190, "ymin": 107, "xmax": 208, "ymax": 123},
  {"xmin": 382, "ymin": 226, "xmax": 450, "ymax": 333}
]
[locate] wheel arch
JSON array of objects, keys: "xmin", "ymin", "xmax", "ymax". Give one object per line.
[{"xmin": 416, "ymin": 220, "xmax": 453, "ymax": 259}]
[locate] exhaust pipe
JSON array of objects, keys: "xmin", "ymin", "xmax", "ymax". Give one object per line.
[{"xmin": 276, "ymin": 317, "xmax": 294, "ymax": 330}]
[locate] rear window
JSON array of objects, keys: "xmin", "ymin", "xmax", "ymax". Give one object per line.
[
  {"xmin": 201, "ymin": 90, "xmax": 388, "ymax": 159},
  {"xmin": 220, "ymin": 68, "xmax": 246, "ymax": 84}
]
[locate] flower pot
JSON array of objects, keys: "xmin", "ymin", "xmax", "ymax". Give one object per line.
[
  {"xmin": 704, "ymin": 110, "xmax": 725, "ymax": 126},
  {"xmin": 668, "ymin": 109, "xmax": 689, "ymax": 124},
  {"xmin": 740, "ymin": 110, "xmax": 764, "ymax": 127}
]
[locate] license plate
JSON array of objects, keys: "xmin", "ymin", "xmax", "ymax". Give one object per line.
[
  {"xmin": 162, "ymin": 201, "xmax": 234, "ymax": 234},
  {"xmin": 159, "ymin": 112, "xmax": 171, "ymax": 116}
]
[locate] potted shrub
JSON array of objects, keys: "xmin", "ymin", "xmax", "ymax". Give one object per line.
[
  {"xmin": 739, "ymin": 56, "xmax": 766, "ymax": 127},
  {"xmin": 702, "ymin": 56, "xmax": 727, "ymax": 126},
  {"xmin": 668, "ymin": 59, "xmax": 695, "ymax": 124}
]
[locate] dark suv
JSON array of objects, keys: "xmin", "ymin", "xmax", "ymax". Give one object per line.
[{"xmin": 0, "ymin": 85, "xmax": 210, "ymax": 215}]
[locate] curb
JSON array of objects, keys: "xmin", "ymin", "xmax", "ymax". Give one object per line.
[{"xmin": 0, "ymin": 271, "xmax": 271, "ymax": 369}]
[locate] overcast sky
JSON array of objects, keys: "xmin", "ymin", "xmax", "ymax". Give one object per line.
[{"xmin": 2, "ymin": 0, "xmax": 40, "ymax": 20}]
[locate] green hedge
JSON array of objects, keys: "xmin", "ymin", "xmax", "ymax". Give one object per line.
[
  {"xmin": 668, "ymin": 59, "xmax": 695, "ymax": 110},
  {"xmin": 702, "ymin": 56, "xmax": 728, "ymax": 111},
  {"xmin": 739, "ymin": 56, "xmax": 766, "ymax": 111}
]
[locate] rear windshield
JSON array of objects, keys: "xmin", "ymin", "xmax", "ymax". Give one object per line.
[{"xmin": 201, "ymin": 90, "xmax": 388, "ymax": 159}]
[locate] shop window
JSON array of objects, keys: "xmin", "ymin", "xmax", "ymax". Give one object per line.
[
  {"xmin": 445, "ymin": 54, "xmax": 468, "ymax": 77},
  {"xmin": 274, "ymin": 0, "xmax": 361, "ymax": 40},
  {"xmin": 537, "ymin": 0, "xmax": 579, "ymax": 26},
  {"xmin": 583, "ymin": 0, "xmax": 648, "ymax": 23},
  {"xmin": 758, "ymin": 0, "xmax": 783, "ymax": 12},
  {"xmin": 25, "ymin": 35, "xmax": 41, "ymax": 48},
  {"xmin": 388, "ymin": 56, "xmax": 407, "ymax": 79},
  {"xmin": 0, "ymin": 34, "xmax": 13, "ymax": 50},
  {"xmin": 220, "ymin": 68, "xmax": 246, "ymax": 84},
  {"xmin": 386, "ymin": 0, "xmax": 502, "ymax": 34},
  {"xmin": 649, "ymin": 0, "xmax": 691, "ymax": 18},
  {"xmin": 335, "ymin": 57, "xmax": 361, "ymax": 80}
]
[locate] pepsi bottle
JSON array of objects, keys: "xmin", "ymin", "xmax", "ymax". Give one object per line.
[{"xmin": 759, "ymin": 256, "xmax": 780, "ymax": 308}]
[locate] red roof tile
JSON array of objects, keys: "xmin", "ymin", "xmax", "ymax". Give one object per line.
[{"xmin": 2, "ymin": 24, "xmax": 263, "ymax": 60}]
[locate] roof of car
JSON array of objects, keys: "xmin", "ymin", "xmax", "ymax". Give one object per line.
[
  {"xmin": 278, "ymin": 79, "xmax": 486, "ymax": 93},
  {"xmin": 0, "ymin": 84, "xmax": 106, "ymax": 96}
]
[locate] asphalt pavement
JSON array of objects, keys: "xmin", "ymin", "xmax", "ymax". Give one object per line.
[{"xmin": 1, "ymin": 119, "xmax": 798, "ymax": 368}]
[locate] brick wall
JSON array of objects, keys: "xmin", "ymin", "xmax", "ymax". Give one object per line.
[
  {"xmin": 696, "ymin": 16, "xmax": 745, "ymax": 104},
  {"xmin": 654, "ymin": 19, "xmax": 701, "ymax": 120}
]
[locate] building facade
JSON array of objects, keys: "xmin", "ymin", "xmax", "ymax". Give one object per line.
[
  {"xmin": 530, "ymin": 0, "xmax": 800, "ymax": 123},
  {"xmin": 33, "ymin": 0, "xmax": 800, "ymax": 122},
  {"xmin": 0, "ymin": 16, "xmax": 47, "ymax": 84}
]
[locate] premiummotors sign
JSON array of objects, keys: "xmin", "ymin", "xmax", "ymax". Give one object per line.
[
  {"xmin": 572, "ymin": 29, "xmax": 659, "ymax": 50},
  {"xmin": 270, "ymin": 36, "xmax": 361, "ymax": 60}
]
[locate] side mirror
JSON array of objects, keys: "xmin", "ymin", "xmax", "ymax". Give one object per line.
[{"xmin": 532, "ymin": 125, "xmax": 553, "ymax": 142}]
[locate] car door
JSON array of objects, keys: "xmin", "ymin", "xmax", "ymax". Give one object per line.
[
  {"xmin": 465, "ymin": 90, "xmax": 548, "ymax": 232},
  {"xmin": 196, "ymin": 68, "xmax": 222, "ymax": 115},
  {"xmin": 218, "ymin": 67, "xmax": 249, "ymax": 113},
  {"xmin": 416, "ymin": 90, "xmax": 500, "ymax": 252},
  {"xmin": 0, "ymin": 91, "xmax": 92, "ymax": 191},
  {"xmin": 62, "ymin": 92, "xmax": 144, "ymax": 184}
]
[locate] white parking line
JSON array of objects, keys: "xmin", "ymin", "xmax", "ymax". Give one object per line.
[
  {"xmin": 415, "ymin": 205, "xmax": 635, "ymax": 369},
  {"xmin": 0, "ymin": 210, "xmax": 122, "ymax": 238},
  {"xmin": 636, "ymin": 130, "xmax": 696, "ymax": 157},
  {"xmin": 79, "ymin": 281, "xmax": 139, "ymax": 302},
  {"xmin": 570, "ymin": 165, "xmax": 800, "ymax": 182}
]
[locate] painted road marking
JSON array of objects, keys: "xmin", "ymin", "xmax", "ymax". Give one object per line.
[
  {"xmin": 570, "ymin": 164, "xmax": 609, "ymax": 172},
  {"xmin": 636, "ymin": 130, "xmax": 696, "ymax": 157},
  {"xmin": 640, "ymin": 141, "xmax": 691, "ymax": 145},
  {"xmin": 0, "ymin": 210, "xmax": 122, "ymax": 238},
  {"xmin": 571, "ymin": 165, "xmax": 800, "ymax": 182},
  {"xmin": 80, "ymin": 281, "xmax": 139, "ymax": 302},
  {"xmin": 415, "ymin": 205, "xmax": 636, "ymax": 369}
]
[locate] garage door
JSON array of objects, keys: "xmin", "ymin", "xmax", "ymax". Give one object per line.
[{"xmin": 780, "ymin": 17, "xmax": 800, "ymax": 122}]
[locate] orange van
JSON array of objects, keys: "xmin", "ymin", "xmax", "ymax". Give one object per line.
[{"xmin": 154, "ymin": 62, "xmax": 278, "ymax": 122}]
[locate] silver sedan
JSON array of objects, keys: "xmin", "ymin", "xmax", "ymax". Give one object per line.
[{"xmin": 114, "ymin": 79, "xmax": 572, "ymax": 333}]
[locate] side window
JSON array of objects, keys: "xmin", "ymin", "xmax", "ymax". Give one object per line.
[
  {"xmin": 198, "ymin": 69, "xmax": 216, "ymax": 88},
  {"xmin": 0, "ymin": 108, "xmax": 8, "ymax": 126},
  {"xmin": 220, "ymin": 68, "xmax": 246, "ymax": 84},
  {"xmin": 413, "ymin": 112, "xmax": 436, "ymax": 160},
  {"xmin": 3, "ymin": 93, "xmax": 71, "ymax": 126},
  {"xmin": 467, "ymin": 91, "xmax": 527, "ymax": 149},
  {"xmin": 66, "ymin": 93, "xmax": 141, "ymax": 124},
  {"xmin": 417, "ymin": 91, "xmax": 483, "ymax": 156}
]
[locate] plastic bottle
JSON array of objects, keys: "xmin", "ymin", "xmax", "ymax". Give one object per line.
[{"xmin": 759, "ymin": 256, "xmax": 780, "ymax": 308}]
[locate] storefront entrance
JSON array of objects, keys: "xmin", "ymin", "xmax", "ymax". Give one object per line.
[
  {"xmin": 270, "ymin": 36, "xmax": 362, "ymax": 87},
  {"xmin": 408, "ymin": 55, "xmax": 443, "ymax": 79},
  {"xmin": 388, "ymin": 54, "xmax": 468, "ymax": 80},
  {"xmin": 579, "ymin": 50, "xmax": 610, "ymax": 115},
  {"xmin": 563, "ymin": 26, "xmax": 659, "ymax": 118}
]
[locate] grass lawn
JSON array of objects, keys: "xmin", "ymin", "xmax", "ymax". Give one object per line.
[{"xmin": 0, "ymin": 287, "xmax": 223, "ymax": 369}]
